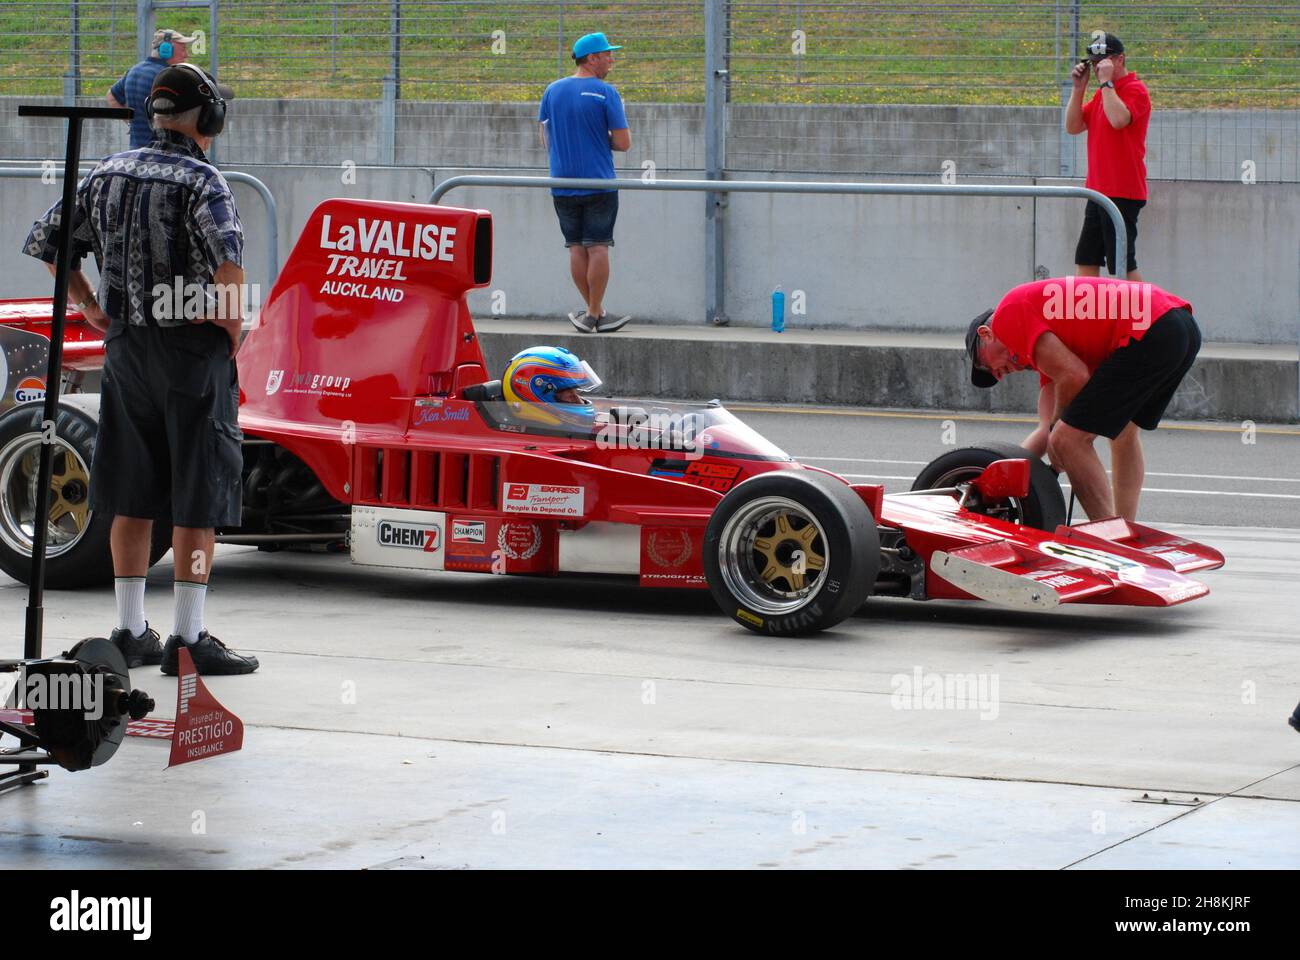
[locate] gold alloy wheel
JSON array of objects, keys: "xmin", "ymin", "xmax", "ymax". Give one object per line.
[
  {"xmin": 718, "ymin": 495, "xmax": 830, "ymax": 614},
  {"xmin": 752, "ymin": 511, "xmax": 826, "ymax": 593},
  {"xmin": 0, "ymin": 434, "xmax": 94, "ymax": 558}
]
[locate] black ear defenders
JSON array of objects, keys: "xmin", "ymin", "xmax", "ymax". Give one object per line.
[{"xmin": 147, "ymin": 62, "xmax": 226, "ymax": 137}]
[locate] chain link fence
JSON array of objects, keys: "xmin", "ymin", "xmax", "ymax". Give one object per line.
[{"xmin": 0, "ymin": 0, "xmax": 1296, "ymax": 179}]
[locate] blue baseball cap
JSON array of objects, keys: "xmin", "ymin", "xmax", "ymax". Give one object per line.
[{"xmin": 573, "ymin": 32, "xmax": 622, "ymax": 60}]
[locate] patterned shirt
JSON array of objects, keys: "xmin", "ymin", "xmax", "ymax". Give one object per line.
[
  {"xmin": 22, "ymin": 128, "xmax": 243, "ymax": 337},
  {"xmin": 110, "ymin": 57, "xmax": 168, "ymax": 148}
]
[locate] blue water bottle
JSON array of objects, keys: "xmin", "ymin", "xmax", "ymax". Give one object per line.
[{"xmin": 771, "ymin": 285, "xmax": 785, "ymax": 333}]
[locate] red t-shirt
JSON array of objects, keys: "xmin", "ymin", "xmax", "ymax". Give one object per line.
[
  {"xmin": 1082, "ymin": 72, "xmax": 1151, "ymax": 201},
  {"xmin": 990, "ymin": 277, "xmax": 1191, "ymax": 383}
]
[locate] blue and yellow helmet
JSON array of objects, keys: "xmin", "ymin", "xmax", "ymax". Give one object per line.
[{"xmin": 502, "ymin": 346, "xmax": 603, "ymax": 427}]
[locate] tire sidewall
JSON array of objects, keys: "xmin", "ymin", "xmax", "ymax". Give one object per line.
[{"xmin": 703, "ymin": 471, "xmax": 878, "ymax": 636}]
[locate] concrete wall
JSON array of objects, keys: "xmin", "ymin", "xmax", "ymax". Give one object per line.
[
  {"xmin": 2, "ymin": 98, "xmax": 1296, "ymax": 182},
  {"xmin": 1, "ymin": 162, "xmax": 1295, "ymax": 345}
]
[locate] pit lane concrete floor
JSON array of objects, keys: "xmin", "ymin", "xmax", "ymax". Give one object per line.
[{"xmin": 2, "ymin": 409, "xmax": 1298, "ymax": 869}]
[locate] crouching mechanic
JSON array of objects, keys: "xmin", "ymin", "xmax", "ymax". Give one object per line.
[
  {"xmin": 22, "ymin": 63, "xmax": 258, "ymax": 675},
  {"xmin": 966, "ymin": 276, "xmax": 1200, "ymax": 522}
]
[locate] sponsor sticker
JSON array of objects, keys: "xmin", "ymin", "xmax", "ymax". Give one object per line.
[
  {"xmin": 501, "ymin": 482, "xmax": 585, "ymax": 518},
  {"xmin": 14, "ymin": 377, "xmax": 45, "ymax": 404},
  {"xmin": 645, "ymin": 529, "xmax": 692, "ymax": 569},
  {"xmin": 498, "ymin": 521, "xmax": 542, "ymax": 561},
  {"xmin": 1039, "ymin": 540, "xmax": 1142, "ymax": 575},
  {"xmin": 377, "ymin": 519, "xmax": 441, "ymax": 552},
  {"xmin": 736, "ymin": 608, "xmax": 764, "ymax": 628},
  {"xmin": 452, "ymin": 519, "xmax": 486, "ymax": 544}
]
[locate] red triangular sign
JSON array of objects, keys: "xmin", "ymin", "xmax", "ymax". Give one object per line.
[{"xmin": 167, "ymin": 647, "xmax": 244, "ymax": 767}]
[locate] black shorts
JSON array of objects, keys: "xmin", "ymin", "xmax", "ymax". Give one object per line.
[
  {"xmin": 553, "ymin": 191, "xmax": 618, "ymax": 247},
  {"xmin": 1075, "ymin": 197, "xmax": 1144, "ymax": 274},
  {"xmin": 1062, "ymin": 307, "xmax": 1201, "ymax": 440},
  {"xmin": 91, "ymin": 323, "xmax": 242, "ymax": 528}
]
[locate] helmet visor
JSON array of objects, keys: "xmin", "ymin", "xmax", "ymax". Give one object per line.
[{"xmin": 575, "ymin": 360, "xmax": 603, "ymax": 394}]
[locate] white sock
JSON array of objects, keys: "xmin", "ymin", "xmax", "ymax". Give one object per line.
[
  {"xmin": 173, "ymin": 581, "xmax": 207, "ymax": 645},
  {"xmin": 114, "ymin": 577, "xmax": 146, "ymax": 637}
]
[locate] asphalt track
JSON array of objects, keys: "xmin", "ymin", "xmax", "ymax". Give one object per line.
[{"xmin": 1, "ymin": 405, "xmax": 1297, "ymax": 868}]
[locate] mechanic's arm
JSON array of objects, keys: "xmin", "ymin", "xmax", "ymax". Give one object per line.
[
  {"xmin": 609, "ymin": 128, "xmax": 631, "ymax": 152},
  {"xmin": 1032, "ymin": 333, "xmax": 1091, "ymax": 425},
  {"xmin": 44, "ymin": 261, "xmax": 109, "ymax": 332},
  {"xmin": 202, "ymin": 260, "xmax": 246, "ymax": 357},
  {"xmin": 1064, "ymin": 62, "xmax": 1088, "ymax": 135},
  {"xmin": 1022, "ymin": 382, "xmax": 1055, "ymax": 458},
  {"xmin": 538, "ymin": 122, "xmax": 547, "ymax": 150}
]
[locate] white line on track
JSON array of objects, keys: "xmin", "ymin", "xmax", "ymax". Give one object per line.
[
  {"xmin": 837, "ymin": 473, "xmax": 1300, "ymax": 499},
  {"xmin": 800, "ymin": 456, "xmax": 1300, "ymax": 484}
]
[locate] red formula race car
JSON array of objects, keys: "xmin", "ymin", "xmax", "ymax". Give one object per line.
[{"xmin": 0, "ymin": 198, "xmax": 1223, "ymax": 636}]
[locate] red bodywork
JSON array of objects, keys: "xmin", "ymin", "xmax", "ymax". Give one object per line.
[{"xmin": 1, "ymin": 197, "xmax": 1223, "ymax": 609}]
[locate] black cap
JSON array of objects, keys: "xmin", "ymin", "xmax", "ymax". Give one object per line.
[
  {"xmin": 149, "ymin": 63, "xmax": 233, "ymax": 115},
  {"xmin": 966, "ymin": 309, "xmax": 997, "ymax": 388},
  {"xmin": 1085, "ymin": 33, "xmax": 1124, "ymax": 61}
]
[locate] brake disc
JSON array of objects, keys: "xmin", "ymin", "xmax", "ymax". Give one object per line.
[{"xmin": 29, "ymin": 637, "xmax": 131, "ymax": 771}]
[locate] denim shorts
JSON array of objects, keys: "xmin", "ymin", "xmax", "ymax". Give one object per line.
[{"xmin": 553, "ymin": 191, "xmax": 618, "ymax": 247}]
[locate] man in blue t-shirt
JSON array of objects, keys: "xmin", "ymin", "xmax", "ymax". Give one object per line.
[
  {"xmin": 538, "ymin": 32, "xmax": 633, "ymax": 333},
  {"xmin": 106, "ymin": 28, "xmax": 198, "ymax": 148}
]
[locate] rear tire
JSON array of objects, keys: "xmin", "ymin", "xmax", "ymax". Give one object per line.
[
  {"xmin": 911, "ymin": 441, "xmax": 1066, "ymax": 531},
  {"xmin": 704, "ymin": 470, "xmax": 878, "ymax": 636},
  {"xmin": 0, "ymin": 402, "xmax": 171, "ymax": 588}
]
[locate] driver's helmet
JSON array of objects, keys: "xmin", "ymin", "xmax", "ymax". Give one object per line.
[{"xmin": 502, "ymin": 345, "xmax": 603, "ymax": 428}]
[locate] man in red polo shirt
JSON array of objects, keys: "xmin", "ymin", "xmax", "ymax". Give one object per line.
[
  {"xmin": 966, "ymin": 276, "xmax": 1200, "ymax": 522},
  {"xmin": 1065, "ymin": 33, "xmax": 1150, "ymax": 280}
]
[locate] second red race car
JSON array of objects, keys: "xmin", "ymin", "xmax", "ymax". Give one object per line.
[{"xmin": 0, "ymin": 198, "xmax": 1223, "ymax": 635}]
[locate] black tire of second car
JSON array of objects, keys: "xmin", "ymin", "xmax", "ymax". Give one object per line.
[{"xmin": 911, "ymin": 440, "xmax": 1067, "ymax": 531}]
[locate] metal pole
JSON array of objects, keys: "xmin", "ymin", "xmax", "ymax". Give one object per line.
[
  {"xmin": 137, "ymin": 0, "xmax": 155, "ymax": 62},
  {"xmin": 15, "ymin": 107, "xmax": 131, "ymax": 661},
  {"xmin": 704, "ymin": 0, "xmax": 728, "ymax": 326},
  {"xmin": 381, "ymin": 0, "xmax": 399, "ymax": 164},
  {"xmin": 66, "ymin": 0, "xmax": 81, "ymax": 104},
  {"xmin": 429, "ymin": 175, "xmax": 1128, "ymax": 291},
  {"xmin": 1062, "ymin": 0, "xmax": 1080, "ymax": 178},
  {"xmin": 208, "ymin": 0, "xmax": 219, "ymax": 165},
  {"xmin": 557, "ymin": 0, "xmax": 565, "ymax": 79}
]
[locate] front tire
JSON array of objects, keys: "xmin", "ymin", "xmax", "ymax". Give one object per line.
[
  {"xmin": 703, "ymin": 470, "xmax": 879, "ymax": 636},
  {"xmin": 911, "ymin": 441, "xmax": 1066, "ymax": 531},
  {"xmin": 0, "ymin": 402, "xmax": 171, "ymax": 588}
]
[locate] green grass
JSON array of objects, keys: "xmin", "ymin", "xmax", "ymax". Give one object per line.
[{"xmin": 0, "ymin": 0, "xmax": 1295, "ymax": 107}]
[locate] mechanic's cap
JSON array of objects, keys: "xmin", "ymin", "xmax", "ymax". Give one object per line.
[
  {"xmin": 1085, "ymin": 33, "xmax": 1124, "ymax": 60},
  {"xmin": 573, "ymin": 32, "xmax": 623, "ymax": 60},
  {"xmin": 149, "ymin": 63, "xmax": 233, "ymax": 115},
  {"xmin": 153, "ymin": 28, "xmax": 201, "ymax": 49},
  {"xmin": 966, "ymin": 309, "xmax": 998, "ymax": 389}
]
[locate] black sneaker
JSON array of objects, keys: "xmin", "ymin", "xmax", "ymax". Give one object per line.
[
  {"xmin": 161, "ymin": 631, "xmax": 259, "ymax": 676},
  {"xmin": 109, "ymin": 624, "xmax": 164, "ymax": 669},
  {"xmin": 595, "ymin": 312, "xmax": 632, "ymax": 333},
  {"xmin": 568, "ymin": 309, "xmax": 596, "ymax": 333}
]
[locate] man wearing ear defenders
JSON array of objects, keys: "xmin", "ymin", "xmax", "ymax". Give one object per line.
[
  {"xmin": 106, "ymin": 28, "xmax": 198, "ymax": 149},
  {"xmin": 22, "ymin": 63, "xmax": 259, "ymax": 677}
]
